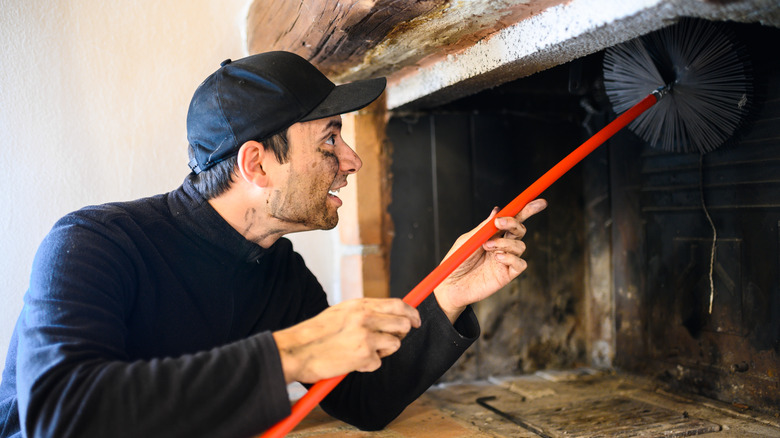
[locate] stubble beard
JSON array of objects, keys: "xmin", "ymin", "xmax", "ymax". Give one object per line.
[{"xmin": 268, "ymin": 180, "xmax": 339, "ymax": 231}]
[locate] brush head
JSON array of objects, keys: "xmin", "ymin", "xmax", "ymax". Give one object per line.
[{"xmin": 603, "ymin": 17, "xmax": 753, "ymax": 154}]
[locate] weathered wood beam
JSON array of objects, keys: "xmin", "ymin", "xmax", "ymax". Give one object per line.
[
  {"xmin": 246, "ymin": 0, "xmax": 447, "ymax": 77},
  {"xmin": 246, "ymin": 0, "xmax": 567, "ymax": 80}
]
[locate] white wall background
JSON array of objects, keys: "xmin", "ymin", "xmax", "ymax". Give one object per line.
[{"xmin": 0, "ymin": 0, "xmax": 340, "ymax": 369}]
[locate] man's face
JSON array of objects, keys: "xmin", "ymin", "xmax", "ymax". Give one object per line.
[{"xmin": 267, "ymin": 115, "xmax": 361, "ymax": 230}]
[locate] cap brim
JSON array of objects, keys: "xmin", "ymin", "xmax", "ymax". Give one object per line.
[{"xmin": 299, "ymin": 77, "xmax": 386, "ymax": 122}]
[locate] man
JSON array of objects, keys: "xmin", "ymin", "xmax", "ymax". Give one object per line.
[{"xmin": 0, "ymin": 51, "xmax": 546, "ymax": 437}]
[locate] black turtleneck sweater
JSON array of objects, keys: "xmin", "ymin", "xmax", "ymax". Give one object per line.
[{"xmin": 0, "ymin": 178, "xmax": 479, "ymax": 438}]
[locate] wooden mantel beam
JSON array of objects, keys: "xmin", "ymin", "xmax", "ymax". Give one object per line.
[
  {"xmin": 246, "ymin": 0, "xmax": 448, "ymax": 78},
  {"xmin": 246, "ymin": 0, "xmax": 567, "ymax": 81}
]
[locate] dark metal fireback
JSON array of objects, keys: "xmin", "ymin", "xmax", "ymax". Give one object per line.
[{"xmin": 609, "ymin": 22, "xmax": 780, "ymax": 412}]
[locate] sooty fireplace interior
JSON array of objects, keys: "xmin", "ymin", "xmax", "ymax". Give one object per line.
[{"xmin": 381, "ymin": 19, "xmax": 779, "ymax": 437}]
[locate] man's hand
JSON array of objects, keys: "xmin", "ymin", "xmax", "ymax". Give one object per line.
[
  {"xmin": 273, "ymin": 298, "xmax": 421, "ymax": 384},
  {"xmin": 434, "ymin": 199, "xmax": 548, "ymax": 323}
]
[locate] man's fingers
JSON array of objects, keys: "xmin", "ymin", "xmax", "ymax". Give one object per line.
[
  {"xmin": 502, "ymin": 255, "xmax": 528, "ymax": 277},
  {"xmin": 492, "ymin": 199, "xmax": 546, "ymax": 240},
  {"xmin": 373, "ymin": 332, "xmax": 404, "ymax": 358},
  {"xmin": 356, "ymin": 332, "xmax": 404, "ymax": 372},
  {"xmin": 497, "ymin": 220, "xmax": 527, "ymax": 239},
  {"xmin": 357, "ymin": 298, "xmax": 421, "ymax": 328},
  {"xmin": 515, "ymin": 198, "xmax": 547, "ymax": 223},
  {"xmin": 364, "ymin": 312, "xmax": 416, "ymax": 340}
]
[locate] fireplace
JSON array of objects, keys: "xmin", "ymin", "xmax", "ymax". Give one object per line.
[
  {"xmin": 245, "ymin": 2, "xmax": 780, "ymax": 434},
  {"xmin": 377, "ymin": 19, "xmax": 780, "ymax": 436}
]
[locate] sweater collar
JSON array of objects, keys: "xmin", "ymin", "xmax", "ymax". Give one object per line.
[{"xmin": 168, "ymin": 177, "xmax": 272, "ymax": 263}]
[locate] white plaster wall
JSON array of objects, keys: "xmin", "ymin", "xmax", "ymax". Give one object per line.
[{"xmin": 0, "ymin": 0, "xmax": 340, "ymax": 369}]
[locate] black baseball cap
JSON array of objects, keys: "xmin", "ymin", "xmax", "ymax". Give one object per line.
[{"xmin": 186, "ymin": 51, "xmax": 386, "ymax": 174}]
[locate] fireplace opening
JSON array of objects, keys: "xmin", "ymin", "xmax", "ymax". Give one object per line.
[
  {"xmin": 388, "ymin": 57, "xmax": 589, "ymax": 380},
  {"xmin": 385, "ymin": 18, "xmax": 779, "ymax": 427}
]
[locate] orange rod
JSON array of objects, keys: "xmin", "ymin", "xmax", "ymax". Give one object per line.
[{"xmin": 260, "ymin": 91, "xmax": 659, "ymax": 438}]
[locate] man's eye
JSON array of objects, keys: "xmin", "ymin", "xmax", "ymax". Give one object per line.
[{"xmin": 325, "ymin": 134, "xmax": 336, "ymax": 146}]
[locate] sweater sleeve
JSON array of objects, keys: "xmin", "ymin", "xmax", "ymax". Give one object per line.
[
  {"xmin": 15, "ymin": 218, "xmax": 291, "ymax": 438},
  {"xmin": 316, "ymin": 293, "xmax": 480, "ymax": 430}
]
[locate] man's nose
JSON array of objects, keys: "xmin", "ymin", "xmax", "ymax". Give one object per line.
[{"xmin": 337, "ymin": 143, "xmax": 362, "ymax": 174}]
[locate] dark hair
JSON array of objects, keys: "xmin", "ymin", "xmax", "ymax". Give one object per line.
[
  {"xmin": 188, "ymin": 129, "xmax": 289, "ymax": 199},
  {"xmin": 264, "ymin": 129, "xmax": 290, "ymax": 165}
]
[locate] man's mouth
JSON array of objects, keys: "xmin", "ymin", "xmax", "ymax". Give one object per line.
[{"xmin": 327, "ymin": 185, "xmax": 344, "ymax": 207}]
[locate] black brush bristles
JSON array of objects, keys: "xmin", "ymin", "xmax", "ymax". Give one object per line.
[{"xmin": 603, "ymin": 17, "xmax": 753, "ymax": 154}]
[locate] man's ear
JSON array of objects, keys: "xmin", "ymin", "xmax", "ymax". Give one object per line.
[{"xmin": 236, "ymin": 140, "xmax": 272, "ymax": 187}]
